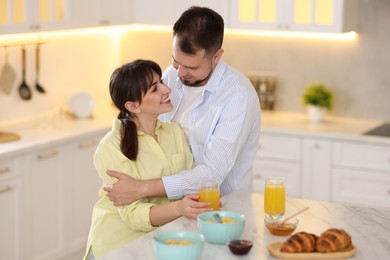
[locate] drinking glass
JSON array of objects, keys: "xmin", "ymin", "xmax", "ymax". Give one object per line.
[
  {"xmin": 198, "ymin": 179, "xmax": 220, "ymax": 210},
  {"xmin": 264, "ymin": 177, "xmax": 286, "ymax": 220}
]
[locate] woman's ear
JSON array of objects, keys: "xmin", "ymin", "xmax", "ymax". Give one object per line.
[{"xmin": 125, "ymin": 101, "xmax": 141, "ymax": 114}]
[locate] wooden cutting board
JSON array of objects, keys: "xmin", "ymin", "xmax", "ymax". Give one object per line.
[
  {"xmin": 268, "ymin": 242, "xmax": 356, "ymax": 259},
  {"xmin": 0, "ymin": 132, "xmax": 21, "ymax": 143}
]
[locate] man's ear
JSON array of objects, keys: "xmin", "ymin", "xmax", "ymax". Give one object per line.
[
  {"xmin": 125, "ymin": 101, "xmax": 141, "ymax": 114},
  {"xmin": 214, "ymin": 48, "xmax": 224, "ymax": 62}
]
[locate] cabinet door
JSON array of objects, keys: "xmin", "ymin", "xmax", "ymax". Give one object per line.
[
  {"xmin": 132, "ymin": 0, "xmax": 185, "ymax": 25},
  {"xmin": 69, "ymin": 0, "xmax": 131, "ymax": 28},
  {"xmin": 24, "ymin": 146, "xmax": 65, "ymax": 260},
  {"xmin": 0, "ymin": 177, "xmax": 23, "ymax": 260},
  {"xmin": 302, "ymin": 138, "xmax": 331, "ymax": 201},
  {"xmin": 0, "ymin": 0, "xmax": 69, "ymax": 34},
  {"xmin": 231, "ymin": 0, "xmax": 358, "ymax": 33},
  {"xmin": 332, "ymin": 168, "xmax": 390, "ymax": 209},
  {"xmin": 64, "ymin": 134, "xmax": 103, "ymax": 256},
  {"xmin": 253, "ymin": 155, "xmax": 301, "ymax": 197}
]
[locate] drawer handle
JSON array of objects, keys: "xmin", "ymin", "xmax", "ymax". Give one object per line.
[
  {"xmin": 0, "ymin": 186, "xmax": 12, "ymax": 194},
  {"xmin": 0, "ymin": 167, "xmax": 11, "ymax": 175},
  {"xmin": 37, "ymin": 151, "xmax": 59, "ymax": 160},
  {"xmin": 79, "ymin": 139, "xmax": 97, "ymax": 149},
  {"xmin": 253, "ymin": 174, "xmax": 262, "ymax": 180}
]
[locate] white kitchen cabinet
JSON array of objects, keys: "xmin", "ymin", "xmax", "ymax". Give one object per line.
[
  {"xmin": 302, "ymin": 138, "xmax": 331, "ymax": 201},
  {"xmin": 132, "ymin": 0, "xmax": 230, "ymax": 26},
  {"xmin": 69, "ymin": 0, "xmax": 132, "ymax": 29},
  {"xmin": 23, "ymin": 145, "xmax": 65, "ymax": 260},
  {"xmin": 0, "ymin": 0, "xmax": 69, "ymax": 34},
  {"xmin": 231, "ymin": 0, "xmax": 358, "ymax": 33},
  {"xmin": 331, "ymin": 141, "xmax": 390, "ymax": 208},
  {"xmin": 0, "ymin": 157, "xmax": 23, "ymax": 260},
  {"xmin": 63, "ymin": 133, "xmax": 103, "ymax": 258},
  {"xmin": 253, "ymin": 133, "xmax": 302, "ymax": 197}
]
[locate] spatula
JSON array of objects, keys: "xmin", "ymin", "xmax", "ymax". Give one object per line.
[
  {"xmin": 0, "ymin": 48, "xmax": 17, "ymax": 95},
  {"xmin": 18, "ymin": 47, "xmax": 32, "ymax": 100},
  {"xmin": 35, "ymin": 44, "xmax": 45, "ymax": 93}
]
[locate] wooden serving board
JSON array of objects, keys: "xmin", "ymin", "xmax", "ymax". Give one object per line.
[
  {"xmin": 268, "ymin": 242, "xmax": 356, "ymax": 259},
  {"xmin": 0, "ymin": 132, "xmax": 21, "ymax": 143}
]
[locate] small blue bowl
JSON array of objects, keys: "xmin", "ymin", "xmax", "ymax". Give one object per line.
[
  {"xmin": 153, "ymin": 231, "xmax": 204, "ymax": 260},
  {"xmin": 197, "ymin": 211, "xmax": 245, "ymax": 244}
]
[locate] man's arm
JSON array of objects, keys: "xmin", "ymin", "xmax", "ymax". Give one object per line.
[{"xmin": 104, "ymin": 170, "xmax": 167, "ymax": 206}]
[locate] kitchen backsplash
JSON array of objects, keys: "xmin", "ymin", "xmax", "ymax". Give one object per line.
[{"xmin": 0, "ymin": 0, "xmax": 389, "ymax": 124}]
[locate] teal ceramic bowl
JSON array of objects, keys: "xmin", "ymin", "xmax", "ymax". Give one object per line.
[
  {"xmin": 153, "ymin": 231, "xmax": 204, "ymax": 260},
  {"xmin": 197, "ymin": 211, "xmax": 245, "ymax": 244}
]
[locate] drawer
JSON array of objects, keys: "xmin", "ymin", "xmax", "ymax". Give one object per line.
[
  {"xmin": 258, "ymin": 134, "xmax": 301, "ymax": 161},
  {"xmin": 253, "ymin": 159, "xmax": 301, "ymax": 198},
  {"xmin": 333, "ymin": 141, "xmax": 390, "ymax": 172},
  {"xmin": 0, "ymin": 157, "xmax": 18, "ymax": 180},
  {"xmin": 332, "ymin": 168, "xmax": 390, "ymax": 209}
]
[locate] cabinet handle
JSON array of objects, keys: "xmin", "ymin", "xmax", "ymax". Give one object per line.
[
  {"xmin": 0, "ymin": 186, "xmax": 12, "ymax": 194},
  {"xmin": 313, "ymin": 144, "xmax": 321, "ymax": 149},
  {"xmin": 0, "ymin": 167, "xmax": 11, "ymax": 175},
  {"xmin": 37, "ymin": 151, "xmax": 59, "ymax": 160},
  {"xmin": 79, "ymin": 139, "xmax": 97, "ymax": 149},
  {"xmin": 253, "ymin": 174, "xmax": 262, "ymax": 180}
]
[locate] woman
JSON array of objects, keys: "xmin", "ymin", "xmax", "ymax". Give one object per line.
[{"xmin": 84, "ymin": 60, "xmax": 211, "ymax": 259}]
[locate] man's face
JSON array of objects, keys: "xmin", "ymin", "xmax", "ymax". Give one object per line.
[{"xmin": 171, "ymin": 36, "xmax": 214, "ymax": 87}]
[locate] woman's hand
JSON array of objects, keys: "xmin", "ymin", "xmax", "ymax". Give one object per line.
[{"xmin": 178, "ymin": 194, "xmax": 214, "ymax": 220}]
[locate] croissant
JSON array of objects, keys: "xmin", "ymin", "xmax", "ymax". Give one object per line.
[
  {"xmin": 316, "ymin": 228, "xmax": 352, "ymax": 253},
  {"xmin": 280, "ymin": 232, "xmax": 318, "ymax": 253}
]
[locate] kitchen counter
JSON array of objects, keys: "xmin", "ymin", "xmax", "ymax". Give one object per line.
[
  {"xmin": 261, "ymin": 111, "xmax": 390, "ymax": 144},
  {"xmin": 1, "ymin": 109, "xmax": 388, "ymax": 159},
  {"xmin": 100, "ymin": 191, "xmax": 390, "ymax": 259},
  {"xmin": 0, "ymin": 106, "xmax": 117, "ymax": 159}
]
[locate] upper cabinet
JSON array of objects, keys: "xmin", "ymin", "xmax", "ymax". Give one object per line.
[
  {"xmin": 69, "ymin": 0, "xmax": 132, "ymax": 29},
  {"xmin": 231, "ymin": 0, "xmax": 358, "ymax": 33},
  {"xmin": 132, "ymin": 0, "xmax": 230, "ymax": 26},
  {"xmin": 0, "ymin": 0, "xmax": 69, "ymax": 34}
]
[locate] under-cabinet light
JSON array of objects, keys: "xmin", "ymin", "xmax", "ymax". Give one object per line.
[{"xmin": 225, "ymin": 28, "xmax": 357, "ymax": 41}]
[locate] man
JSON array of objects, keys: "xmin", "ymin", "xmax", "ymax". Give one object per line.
[{"xmin": 105, "ymin": 6, "xmax": 261, "ymax": 205}]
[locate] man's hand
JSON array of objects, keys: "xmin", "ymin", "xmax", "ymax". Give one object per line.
[{"xmin": 104, "ymin": 170, "xmax": 142, "ymax": 206}]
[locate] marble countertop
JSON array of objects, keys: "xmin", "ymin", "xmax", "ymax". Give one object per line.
[{"xmin": 100, "ymin": 192, "xmax": 390, "ymax": 260}]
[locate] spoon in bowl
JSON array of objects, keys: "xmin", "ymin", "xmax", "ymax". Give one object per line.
[
  {"xmin": 279, "ymin": 206, "xmax": 310, "ymax": 224},
  {"xmin": 213, "ymin": 213, "xmax": 223, "ymax": 223}
]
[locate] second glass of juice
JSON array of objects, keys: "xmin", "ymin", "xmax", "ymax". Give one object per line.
[
  {"xmin": 264, "ymin": 177, "xmax": 286, "ymax": 220},
  {"xmin": 198, "ymin": 179, "xmax": 220, "ymax": 210}
]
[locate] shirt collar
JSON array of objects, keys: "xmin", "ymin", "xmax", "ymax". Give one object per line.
[{"xmin": 137, "ymin": 119, "xmax": 163, "ymax": 136}]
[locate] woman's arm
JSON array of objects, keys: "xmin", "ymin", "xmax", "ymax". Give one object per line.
[{"xmin": 149, "ymin": 194, "xmax": 210, "ymax": 225}]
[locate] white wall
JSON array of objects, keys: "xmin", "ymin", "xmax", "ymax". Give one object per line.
[
  {"xmin": 1, "ymin": 0, "xmax": 389, "ymax": 124},
  {"xmin": 0, "ymin": 28, "xmax": 121, "ymax": 123},
  {"xmin": 120, "ymin": 0, "xmax": 390, "ymax": 121}
]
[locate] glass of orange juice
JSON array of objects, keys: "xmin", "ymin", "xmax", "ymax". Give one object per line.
[
  {"xmin": 198, "ymin": 179, "xmax": 220, "ymax": 210},
  {"xmin": 264, "ymin": 177, "xmax": 286, "ymax": 220}
]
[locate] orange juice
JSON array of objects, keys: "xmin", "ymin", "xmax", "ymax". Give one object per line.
[
  {"xmin": 264, "ymin": 184, "xmax": 285, "ymax": 215},
  {"xmin": 199, "ymin": 187, "xmax": 220, "ymax": 210}
]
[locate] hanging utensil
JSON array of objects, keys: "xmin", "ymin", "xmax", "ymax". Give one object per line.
[
  {"xmin": 0, "ymin": 47, "xmax": 17, "ymax": 95},
  {"xmin": 18, "ymin": 47, "xmax": 32, "ymax": 100},
  {"xmin": 35, "ymin": 44, "xmax": 45, "ymax": 93}
]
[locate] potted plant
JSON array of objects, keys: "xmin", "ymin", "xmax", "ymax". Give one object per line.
[{"xmin": 302, "ymin": 83, "xmax": 334, "ymax": 123}]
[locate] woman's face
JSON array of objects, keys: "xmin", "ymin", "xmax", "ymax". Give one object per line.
[{"xmin": 138, "ymin": 71, "xmax": 173, "ymax": 116}]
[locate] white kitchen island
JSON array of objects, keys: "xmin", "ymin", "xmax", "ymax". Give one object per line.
[{"xmin": 100, "ymin": 191, "xmax": 390, "ymax": 260}]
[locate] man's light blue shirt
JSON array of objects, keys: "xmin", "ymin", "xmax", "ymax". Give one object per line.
[{"xmin": 160, "ymin": 60, "xmax": 261, "ymax": 200}]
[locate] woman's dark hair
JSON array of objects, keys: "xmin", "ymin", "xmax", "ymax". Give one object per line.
[
  {"xmin": 173, "ymin": 6, "xmax": 224, "ymax": 58},
  {"xmin": 109, "ymin": 59, "xmax": 162, "ymax": 160}
]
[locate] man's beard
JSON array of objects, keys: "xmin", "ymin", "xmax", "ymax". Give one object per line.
[{"xmin": 180, "ymin": 69, "xmax": 213, "ymax": 87}]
